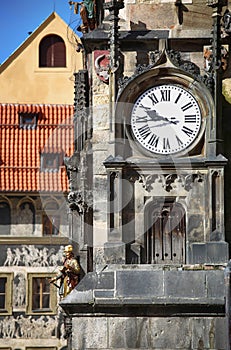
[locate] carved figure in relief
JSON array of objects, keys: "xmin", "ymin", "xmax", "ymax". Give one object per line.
[
  {"xmin": 14, "ymin": 274, "xmax": 26, "ymax": 307},
  {"xmin": 0, "ymin": 314, "xmax": 58, "ymax": 339},
  {"xmin": 3, "ymin": 245, "xmax": 62, "ymax": 267},
  {"xmin": 18, "ymin": 203, "xmax": 34, "ymax": 234},
  {"xmin": 13, "ymin": 248, "xmax": 21, "ymax": 265},
  {"xmin": 49, "ymin": 245, "xmax": 81, "ymax": 298},
  {"xmin": 4, "ymin": 247, "xmax": 14, "ymax": 266}
]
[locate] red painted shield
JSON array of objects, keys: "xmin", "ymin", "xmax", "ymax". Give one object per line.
[{"xmin": 94, "ymin": 50, "xmax": 110, "ymax": 83}]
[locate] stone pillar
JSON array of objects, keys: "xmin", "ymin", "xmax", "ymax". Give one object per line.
[{"xmin": 104, "ymin": 159, "xmax": 126, "ymax": 264}]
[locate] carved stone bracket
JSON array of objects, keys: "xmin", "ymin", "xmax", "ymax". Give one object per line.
[
  {"xmin": 64, "ymin": 154, "xmax": 79, "ymax": 191},
  {"xmin": 68, "ymin": 190, "xmax": 92, "ymax": 214}
]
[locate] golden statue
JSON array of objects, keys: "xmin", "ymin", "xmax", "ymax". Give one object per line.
[{"xmin": 50, "ymin": 245, "xmax": 81, "ymax": 298}]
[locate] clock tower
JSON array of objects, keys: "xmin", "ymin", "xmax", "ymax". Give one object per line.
[{"xmin": 61, "ymin": 0, "xmax": 231, "ymax": 348}]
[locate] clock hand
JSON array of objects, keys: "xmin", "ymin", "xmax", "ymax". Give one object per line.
[
  {"xmin": 168, "ymin": 117, "xmax": 180, "ymax": 125},
  {"xmin": 146, "ymin": 110, "xmax": 179, "ymax": 125}
]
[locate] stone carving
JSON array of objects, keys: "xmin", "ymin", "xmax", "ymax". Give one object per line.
[
  {"xmin": 167, "ymin": 49, "xmax": 200, "ymax": 76},
  {"xmin": 163, "ymin": 174, "xmax": 178, "ymax": 192},
  {"xmin": 138, "ymin": 174, "xmax": 159, "ymax": 192},
  {"xmin": 3, "ymin": 245, "xmax": 64, "ymax": 267},
  {"xmin": 18, "ymin": 207, "xmax": 33, "ymax": 225},
  {"xmin": 0, "ymin": 315, "xmax": 61, "ymax": 339},
  {"xmin": 68, "ymin": 190, "xmax": 92, "ymax": 213},
  {"xmin": 4, "ymin": 247, "xmax": 14, "ymax": 266},
  {"xmin": 223, "ymin": 9, "xmax": 231, "ymax": 34},
  {"xmin": 138, "ymin": 173, "xmax": 204, "ymax": 192},
  {"xmin": 183, "ymin": 173, "xmax": 203, "ymax": 191},
  {"xmin": 18, "ymin": 203, "xmax": 34, "ymax": 234},
  {"xmin": 68, "ymin": 191, "xmax": 85, "ymax": 213},
  {"xmin": 149, "ymin": 50, "xmax": 162, "ymax": 65},
  {"xmin": 64, "ymin": 155, "xmax": 78, "ymax": 192},
  {"xmin": 103, "ymin": 0, "xmax": 124, "ymax": 70},
  {"xmin": 13, "ymin": 273, "xmax": 26, "ymax": 307}
]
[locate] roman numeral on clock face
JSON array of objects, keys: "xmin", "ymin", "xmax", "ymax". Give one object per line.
[
  {"xmin": 182, "ymin": 126, "xmax": 194, "ymax": 136},
  {"xmin": 160, "ymin": 90, "xmax": 171, "ymax": 102},
  {"xmin": 149, "ymin": 134, "xmax": 159, "ymax": 147},
  {"xmin": 138, "ymin": 124, "xmax": 151, "ymax": 139},
  {"xmin": 184, "ymin": 115, "xmax": 197, "ymax": 123},
  {"xmin": 148, "ymin": 93, "xmax": 159, "ymax": 105},
  {"xmin": 163, "ymin": 137, "xmax": 170, "ymax": 149},
  {"xmin": 181, "ymin": 102, "xmax": 193, "ymax": 112}
]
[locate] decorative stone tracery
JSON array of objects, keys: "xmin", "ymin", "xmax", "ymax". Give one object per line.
[{"xmin": 138, "ymin": 173, "xmax": 204, "ymax": 192}]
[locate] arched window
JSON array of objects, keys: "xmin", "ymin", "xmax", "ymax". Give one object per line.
[
  {"xmin": 39, "ymin": 34, "xmax": 66, "ymax": 67},
  {"xmin": 0, "ymin": 202, "xmax": 11, "ymax": 235},
  {"xmin": 143, "ymin": 200, "xmax": 186, "ymax": 264}
]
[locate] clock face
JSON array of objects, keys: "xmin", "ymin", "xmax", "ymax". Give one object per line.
[{"xmin": 131, "ymin": 84, "xmax": 202, "ymax": 155}]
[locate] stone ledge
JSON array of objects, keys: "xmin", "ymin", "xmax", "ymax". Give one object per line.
[{"xmin": 60, "ymin": 267, "xmax": 226, "ymax": 317}]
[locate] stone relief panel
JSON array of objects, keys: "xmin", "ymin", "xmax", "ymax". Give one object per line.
[
  {"xmin": 3, "ymin": 245, "xmax": 64, "ymax": 267},
  {"xmin": 0, "ymin": 315, "xmax": 64, "ymax": 339}
]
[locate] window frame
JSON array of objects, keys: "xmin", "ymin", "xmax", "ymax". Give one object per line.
[
  {"xmin": 27, "ymin": 273, "xmax": 57, "ymax": 315},
  {"xmin": 39, "ymin": 34, "xmax": 66, "ymax": 68},
  {"xmin": 40, "ymin": 153, "xmax": 61, "ymax": 172},
  {"xmin": 42, "ymin": 214, "xmax": 60, "ymax": 236},
  {"xmin": 19, "ymin": 112, "xmax": 38, "ymax": 129},
  {"xmin": 0, "ymin": 273, "xmax": 13, "ymax": 315}
]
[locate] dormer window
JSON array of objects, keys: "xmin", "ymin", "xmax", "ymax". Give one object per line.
[
  {"xmin": 39, "ymin": 34, "xmax": 66, "ymax": 68},
  {"xmin": 19, "ymin": 112, "xmax": 38, "ymax": 129},
  {"xmin": 40, "ymin": 153, "xmax": 61, "ymax": 172}
]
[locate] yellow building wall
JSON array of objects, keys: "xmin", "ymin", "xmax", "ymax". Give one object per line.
[{"xmin": 0, "ymin": 12, "xmax": 83, "ymax": 105}]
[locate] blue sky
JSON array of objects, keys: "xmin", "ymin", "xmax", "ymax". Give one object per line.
[{"xmin": 0, "ymin": 0, "xmax": 82, "ymax": 64}]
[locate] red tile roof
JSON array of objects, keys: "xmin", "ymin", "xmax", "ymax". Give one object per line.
[{"xmin": 0, "ymin": 104, "xmax": 74, "ymax": 193}]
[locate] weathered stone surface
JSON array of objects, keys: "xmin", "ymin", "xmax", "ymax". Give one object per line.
[
  {"xmin": 164, "ymin": 270, "xmax": 206, "ymax": 298},
  {"xmin": 72, "ymin": 317, "xmax": 108, "ymax": 349},
  {"xmin": 71, "ymin": 316, "xmax": 227, "ymax": 349},
  {"xmin": 116, "ymin": 270, "xmax": 164, "ymax": 297}
]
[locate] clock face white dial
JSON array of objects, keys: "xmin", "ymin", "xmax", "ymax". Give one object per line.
[{"xmin": 131, "ymin": 84, "xmax": 202, "ymax": 155}]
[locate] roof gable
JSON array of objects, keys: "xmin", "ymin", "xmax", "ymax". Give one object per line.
[{"xmin": 0, "ymin": 12, "xmax": 70, "ymax": 73}]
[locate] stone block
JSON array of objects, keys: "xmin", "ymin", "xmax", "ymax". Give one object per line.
[
  {"xmin": 190, "ymin": 242, "xmax": 229, "ymax": 264},
  {"xmin": 190, "ymin": 243, "xmax": 207, "ymax": 264},
  {"xmin": 72, "ymin": 317, "xmax": 108, "ymax": 349},
  {"xmin": 206, "ymin": 270, "xmax": 226, "ymax": 298},
  {"xmin": 108, "ymin": 317, "xmax": 151, "ymax": 349},
  {"xmin": 191, "ymin": 317, "xmax": 227, "ymax": 349},
  {"xmin": 97, "ymin": 271, "xmax": 115, "ymax": 289},
  {"xmin": 149, "ymin": 317, "xmax": 192, "ymax": 349},
  {"xmin": 116, "ymin": 270, "xmax": 164, "ymax": 297},
  {"xmin": 164, "ymin": 271, "xmax": 206, "ymax": 298},
  {"xmin": 206, "ymin": 241, "xmax": 229, "ymax": 264}
]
